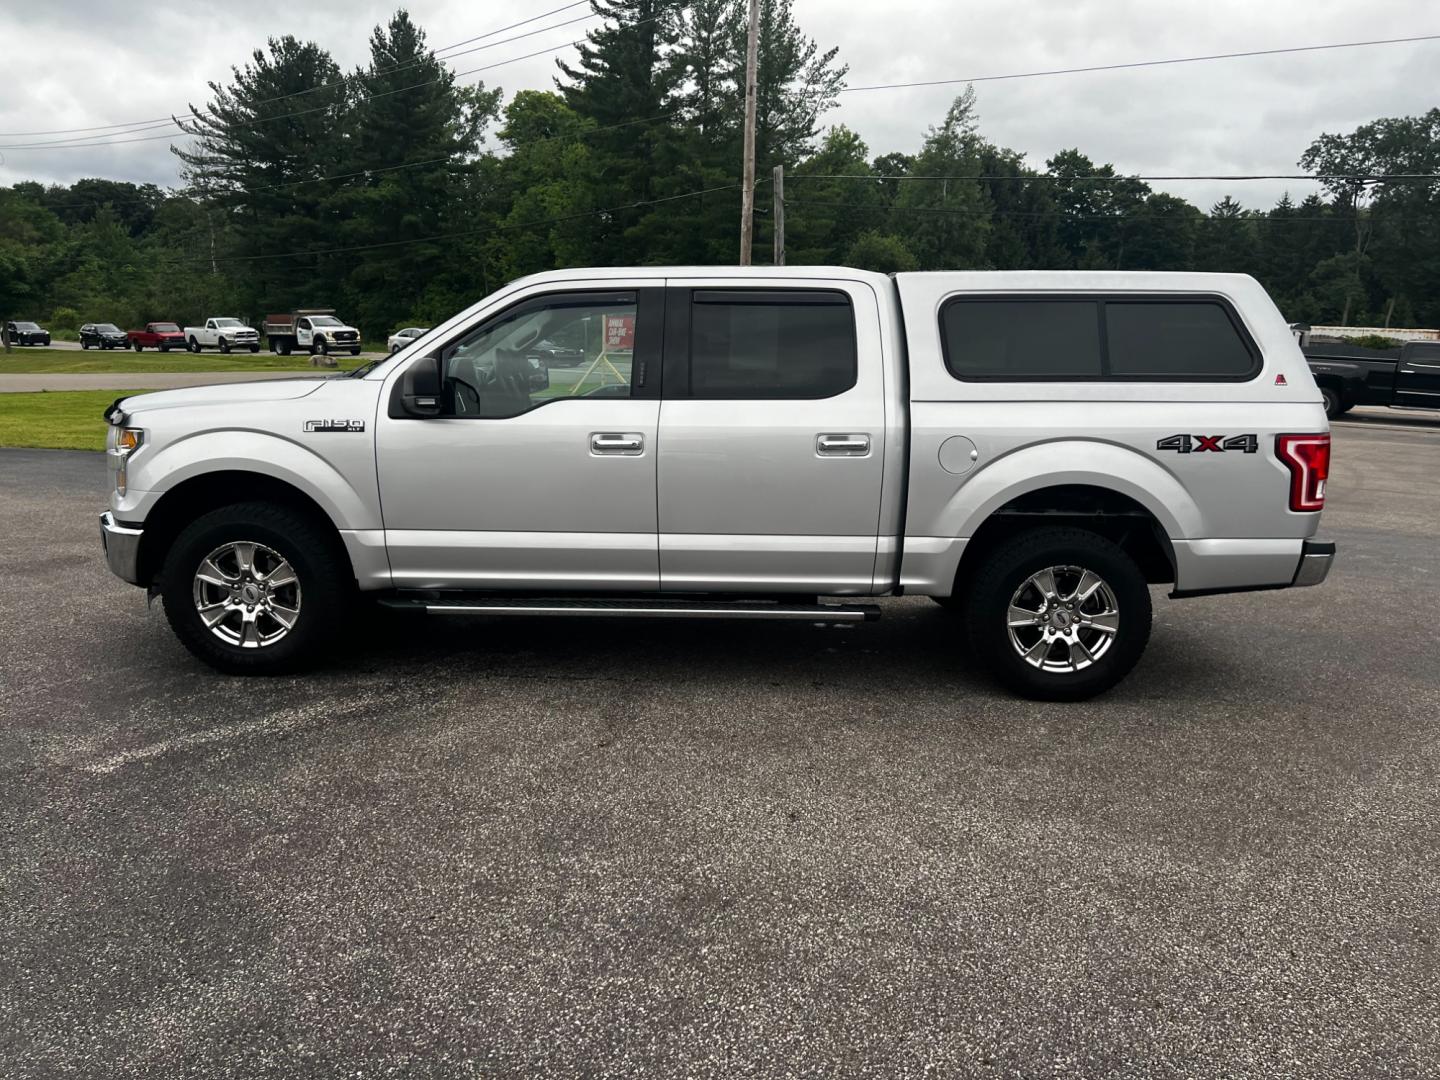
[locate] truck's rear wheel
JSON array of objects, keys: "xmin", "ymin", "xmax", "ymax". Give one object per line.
[
  {"xmin": 132, "ymin": 342, "xmax": 143, "ymax": 352},
  {"xmin": 160, "ymin": 502, "xmax": 349, "ymax": 675},
  {"xmin": 276, "ymin": 339, "xmax": 291, "ymax": 356},
  {"xmin": 964, "ymin": 527, "xmax": 1152, "ymax": 701},
  {"xmin": 188, "ymin": 337, "xmax": 200, "ymax": 353}
]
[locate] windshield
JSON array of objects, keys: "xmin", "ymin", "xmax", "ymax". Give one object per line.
[
  {"xmin": 309, "ymin": 316, "xmax": 343, "ymax": 327},
  {"xmin": 153, "ymin": 323, "xmax": 180, "ymax": 333},
  {"xmin": 96, "ymin": 323, "xmax": 120, "ymax": 333},
  {"xmin": 14, "ymin": 322, "xmax": 40, "ymax": 331},
  {"xmin": 214, "ymin": 318, "xmax": 243, "ymax": 327}
]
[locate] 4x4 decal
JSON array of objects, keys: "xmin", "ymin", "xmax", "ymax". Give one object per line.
[{"xmin": 1157, "ymin": 434, "xmax": 1258, "ymax": 454}]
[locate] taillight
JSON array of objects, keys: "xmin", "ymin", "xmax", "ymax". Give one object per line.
[{"xmin": 1276, "ymin": 434, "xmax": 1330, "ymax": 512}]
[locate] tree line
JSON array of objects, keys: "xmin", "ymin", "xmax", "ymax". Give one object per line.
[{"xmin": 3, "ymin": 0, "xmax": 1439, "ymax": 343}]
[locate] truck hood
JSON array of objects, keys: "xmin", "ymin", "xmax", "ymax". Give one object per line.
[{"xmin": 119, "ymin": 377, "xmax": 329, "ymax": 415}]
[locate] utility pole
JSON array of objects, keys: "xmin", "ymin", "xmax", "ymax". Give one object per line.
[
  {"xmin": 772, "ymin": 164, "xmax": 785, "ymax": 266},
  {"xmin": 738, "ymin": 0, "xmax": 761, "ymax": 265}
]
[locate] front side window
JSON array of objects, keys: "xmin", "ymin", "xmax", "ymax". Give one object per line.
[
  {"xmin": 440, "ymin": 292, "xmax": 639, "ymax": 419},
  {"xmin": 688, "ymin": 290, "xmax": 857, "ymax": 399}
]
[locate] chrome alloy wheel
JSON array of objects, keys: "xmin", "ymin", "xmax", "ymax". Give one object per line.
[
  {"xmin": 1006, "ymin": 565, "xmax": 1120, "ymax": 673},
  {"xmin": 191, "ymin": 541, "xmax": 302, "ymax": 649}
]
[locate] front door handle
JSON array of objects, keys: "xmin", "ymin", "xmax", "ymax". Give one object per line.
[
  {"xmin": 591, "ymin": 432, "xmax": 644, "ymax": 455},
  {"xmin": 816, "ymin": 433, "xmax": 871, "ymax": 456}
]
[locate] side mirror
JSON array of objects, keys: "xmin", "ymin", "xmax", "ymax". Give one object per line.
[{"xmin": 399, "ymin": 354, "xmax": 443, "ymax": 417}]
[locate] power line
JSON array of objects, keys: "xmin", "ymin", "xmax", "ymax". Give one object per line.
[
  {"xmin": 0, "ymin": 14, "xmax": 615, "ymax": 151},
  {"xmin": 795, "ymin": 172, "xmax": 1440, "ymax": 183},
  {"xmin": 0, "ymin": 1, "xmax": 591, "ymax": 138},
  {"xmin": 787, "ymin": 200, "xmax": 1368, "ymax": 223},
  {"xmin": 837, "ymin": 33, "xmax": 1440, "ymax": 94},
  {"xmin": 18, "ymin": 111, "xmax": 684, "ymax": 211},
  {"xmin": 157, "ymin": 182, "xmax": 747, "ymax": 268}
]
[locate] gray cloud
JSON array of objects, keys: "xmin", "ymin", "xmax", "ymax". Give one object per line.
[{"xmin": 2, "ymin": 0, "xmax": 1436, "ymax": 211}]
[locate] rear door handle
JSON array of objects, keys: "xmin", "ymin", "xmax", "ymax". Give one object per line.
[
  {"xmin": 591, "ymin": 432, "xmax": 644, "ymax": 455},
  {"xmin": 816, "ymin": 433, "xmax": 871, "ymax": 456}
]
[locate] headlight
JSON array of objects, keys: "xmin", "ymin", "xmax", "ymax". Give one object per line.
[{"xmin": 110, "ymin": 428, "xmax": 143, "ymax": 495}]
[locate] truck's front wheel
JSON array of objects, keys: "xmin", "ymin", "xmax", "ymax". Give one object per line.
[
  {"xmin": 964, "ymin": 527, "xmax": 1151, "ymax": 701},
  {"xmin": 160, "ymin": 502, "xmax": 349, "ymax": 675}
]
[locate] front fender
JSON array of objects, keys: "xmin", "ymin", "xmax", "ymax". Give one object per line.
[
  {"xmin": 125, "ymin": 428, "xmax": 380, "ymax": 531},
  {"xmin": 930, "ymin": 438, "xmax": 1203, "ymax": 541}
]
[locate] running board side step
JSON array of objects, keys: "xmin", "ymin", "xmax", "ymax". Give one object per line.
[{"xmin": 378, "ymin": 596, "xmax": 881, "ymax": 622}]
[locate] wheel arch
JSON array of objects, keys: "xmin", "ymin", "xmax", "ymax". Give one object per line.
[
  {"xmin": 953, "ymin": 484, "xmax": 1178, "ymax": 594},
  {"xmin": 136, "ymin": 471, "xmax": 352, "ymax": 587}
]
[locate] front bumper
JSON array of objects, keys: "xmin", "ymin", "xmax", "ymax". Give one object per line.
[
  {"xmin": 1291, "ymin": 538, "xmax": 1335, "ymax": 587},
  {"xmin": 100, "ymin": 512, "xmax": 144, "ymax": 585}
]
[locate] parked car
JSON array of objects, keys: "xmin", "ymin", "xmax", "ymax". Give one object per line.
[
  {"xmin": 126, "ymin": 322, "xmax": 186, "ymax": 353},
  {"xmin": 99, "ymin": 268, "xmax": 1333, "ymax": 700},
  {"xmin": 387, "ymin": 327, "xmax": 430, "ymax": 354},
  {"xmin": 184, "ymin": 317, "xmax": 261, "ymax": 354},
  {"xmin": 1304, "ymin": 340, "xmax": 1440, "ymax": 417},
  {"xmin": 526, "ymin": 338, "xmax": 585, "ymax": 366},
  {"xmin": 79, "ymin": 323, "xmax": 129, "ymax": 350},
  {"xmin": 263, "ymin": 310, "xmax": 362, "ymax": 357},
  {"xmin": 5, "ymin": 320, "xmax": 51, "ymax": 346}
]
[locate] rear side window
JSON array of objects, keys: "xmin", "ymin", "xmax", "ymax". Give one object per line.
[
  {"xmin": 689, "ymin": 290, "xmax": 856, "ymax": 399},
  {"xmin": 1107, "ymin": 302, "xmax": 1256, "ymax": 377},
  {"xmin": 940, "ymin": 295, "xmax": 1259, "ymax": 381}
]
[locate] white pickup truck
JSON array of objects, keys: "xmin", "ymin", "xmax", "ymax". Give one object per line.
[
  {"xmin": 99, "ymin": 267, "xmax": 1334, "ymax": 699},
  {"xmin": 183, "ymin": 317, "xmax": 261, "ymax": 354}
]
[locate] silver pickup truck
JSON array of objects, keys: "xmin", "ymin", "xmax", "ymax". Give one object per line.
[{"xmin": 100, "ymin": 268, "xmax": 1334, "ymax": 699}]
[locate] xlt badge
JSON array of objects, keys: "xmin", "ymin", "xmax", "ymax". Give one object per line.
[{"xmin": 304, "ymin": 419, "xmax": 366, "ymax": 433}]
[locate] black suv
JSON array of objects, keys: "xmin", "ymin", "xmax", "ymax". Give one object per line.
[
  {"xmin": 5, "ymin": 321, "xmax": 51, "ymax": 346},
  {"xmin": 79, "ymin": 322, "xmax": 128, "ymax": 350}
]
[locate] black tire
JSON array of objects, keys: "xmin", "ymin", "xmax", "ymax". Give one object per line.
[
  {"xmin": 277, "ymin": 339, "xmax": 291, "ymax": 356},
  {"xmin": 250, "ymin": 344, "xmax": 260, "ymax": 353},
  {"xmin": 188, "ymin": 337, "xmax": 200, "ymax": 353},
  {"xmin": 964, "ymin": 527, "xmax": 1152, "ymax": 701},
  {"xmin": 81, "ymin": 340, "xmax": 90, "ymax": 349},
  {"xmin": 133, "ymin": 341, "xmax": 143, "ymax": 352},
  {"xmin": 350, "ymin": 347, "xmax": 361, "ymax": 356},
  {"xmin": 160, "ymin": 501, "xmax": 350, "ymax": 675},
  {"xmin": 219, "ymin": 337, "xmax": 231, "ymax": 354},
  {"xmin": 930, "ymin": 594, "xmax": 964, "ymax": 610},
  {"xmin": 313, "ymin": 336, "xmax": 328, "ymax": 356},
  {"xmin": 160, "ymin": 344, "xmax": 171, "ymax": 353},
  {"xmin": 1320, "ymin": 386, "xmax": 1341, "ymax": 419}
]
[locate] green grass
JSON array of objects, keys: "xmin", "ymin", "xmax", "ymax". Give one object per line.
[
  {"xmin": 0, "ymin": 390, "xmax": 158, "ymax": 451},
  {"xmin": 0, "ymin": 348, "xmax": 368, "ymax": 374}
]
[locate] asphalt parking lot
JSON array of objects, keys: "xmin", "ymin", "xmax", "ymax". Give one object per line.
[{"xmin": 2, "ymin": 415, "xmax": 1438, "ymax": 1078}]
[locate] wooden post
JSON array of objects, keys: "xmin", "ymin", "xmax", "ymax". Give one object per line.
[
  {"xmin": 772, "ymin": 164, "xmax": 785, "ymax": 266},
  {"xmin": 739, "ymin": 0, "xmax": 761, "ymax": 265}
]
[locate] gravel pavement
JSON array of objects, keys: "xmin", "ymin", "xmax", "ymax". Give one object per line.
[{"xmin": 1, "ymin": 419, "xmax": 1437, "ymax": 1078}]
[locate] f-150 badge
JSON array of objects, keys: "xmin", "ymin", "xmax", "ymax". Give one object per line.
[
  {"xmin": 304, "ymin": 420, "xmax": 366, "ymax": 433},
  {"xmin": 1157, "ymin": 434, "xmax": 1258, "ymax": 454}
]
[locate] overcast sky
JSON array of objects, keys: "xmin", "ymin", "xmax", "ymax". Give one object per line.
[{"xmin": 1, "ymin": 0, "xmax": 1435, "ymax": 210}]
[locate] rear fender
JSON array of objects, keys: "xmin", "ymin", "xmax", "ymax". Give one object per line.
[{"xmin": 931, "ymin": 438, "xmax": 1202, "ymax": 541}]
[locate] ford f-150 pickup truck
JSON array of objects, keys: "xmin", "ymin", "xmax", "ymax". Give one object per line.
[
  {"xmin": 184, "ymin": 317, "xmax": 262, "ymax": 354},
  {"xmin": 99, "ymin": 268, "xmax": 1334, "ymax": 699},
  {"xmin": 127, "ymin": 322, "xmax": 186, "ymax": 352},
  {"xmin": 1304, "ymin": 339, "xmax": 1440, "ymax": 417}
]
